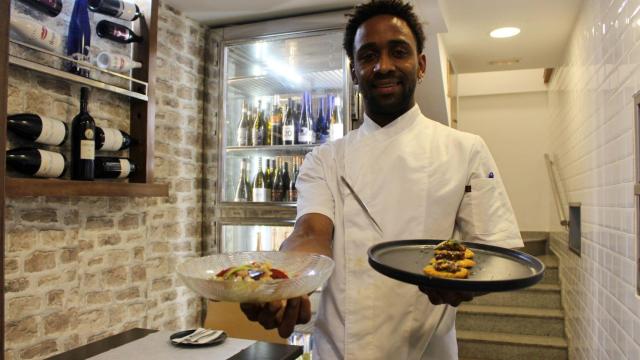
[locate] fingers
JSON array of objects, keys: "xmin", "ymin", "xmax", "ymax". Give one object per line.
[
  {"xmin": 419, "ymin": 286, "xmax": 475, "ymax": 307},
  {"xmin": 240, "ymin": 303, "xmax": 261, "ymax": 321},
  {"xmin": 297, "ymin": 295, "xmax": 312, "ymax": 324},
  {"xmin": 258, "ymin": 300, "xmax": 284, "ymax": 330},
  {"xmin": 278, "ymin": 298, "xmax": 301, "ymax": 338}
]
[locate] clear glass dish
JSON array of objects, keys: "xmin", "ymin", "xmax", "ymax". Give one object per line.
[{"xmin": 177, "ymin": 251, "xmax": 334, "ymax": 303}]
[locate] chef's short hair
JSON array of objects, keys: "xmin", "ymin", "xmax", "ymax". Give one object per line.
[{"xmin": 343, "ymin": 0, "xmax": 426, "ymax": 62}]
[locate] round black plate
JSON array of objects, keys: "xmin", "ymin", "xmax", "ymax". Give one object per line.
[
  {"xmin": 169, "ymin": 329, "xmax": 227, "ymax": 347},
  {"xmin": 368, "ymin": 239, "xmax": 545, "ymax": 292}
]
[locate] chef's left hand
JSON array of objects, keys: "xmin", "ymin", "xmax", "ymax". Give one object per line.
[{"xmin": 418, "ymin": 285, "xmax": 486, "ymax": 307}]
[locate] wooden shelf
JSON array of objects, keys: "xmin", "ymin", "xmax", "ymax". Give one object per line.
[{"xmin": 6, "ymin": 177, "xmax": 168, "ymax": 198}]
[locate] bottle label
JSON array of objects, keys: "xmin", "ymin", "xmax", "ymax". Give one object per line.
[
  {"xmin": 80, "ymin": 140, "xmax": 95, "ymax": 160},
  {"xmin": 102, "ymin": 128, "xmax": 124, "ymax": 151},
  {"xmin": 287, "ymin": 190, "xmax": 298, "ymax": 202},
  {"xmin": 330, "ymin": 123, "xmax": 344, "ymax": 141},
  {"xmin": 36, "ymin": 117, "xmax": 66, "ymax": 145},
  {"xmin": 252, "ymin": 129, "xmax": 264, "ymax": 146},
  {"xmin": 283, "ymin": 125, "xmax": 294, "ymax": 142},
  {"xmin": 252, "ymin": 188, "xmax": 267, "ymax": 202},
  {"xmin": 118, "ymin": 159, "xmax": 131, "ymax": 178},
  {"xmin": 299, "ymin": 127, "xmax": 312, "ymax": 143},
  {"xmin": 35, "ymin": 149, "xmax": 65, "ymax": 178},
  {"xmin": 236, "ymin": 129, "xmax": 248, "ymax": 146}
]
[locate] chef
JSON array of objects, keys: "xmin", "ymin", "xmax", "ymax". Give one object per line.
[{"xmin": 240, "ymin": 0, "xmax": 524, "ymax": 359}]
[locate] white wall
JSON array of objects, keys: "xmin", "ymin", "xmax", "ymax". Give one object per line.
[
  {"xmin": 546, "ymin": 0, "xmax": 640, "ymax": 358},
  {"xmin": 458, "ymin": 92, "xmax": 551, "ymax": 231}
]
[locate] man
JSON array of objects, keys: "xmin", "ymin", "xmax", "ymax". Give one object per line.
[{"xmin": 241, "ymin": 1, "xmax": 523, "ymax": 358}]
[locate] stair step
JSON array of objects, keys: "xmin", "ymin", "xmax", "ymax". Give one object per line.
[
  {"xmin": 457, "ymin": 330, "xmax": 568, "ymax": 360},
  {"xmin": 470, "ymin": 283, "xmax": 562, "ymax": 309},
  {"xmin": 457, "ymin": 304, "xmax": 565, "ymax": 337}
]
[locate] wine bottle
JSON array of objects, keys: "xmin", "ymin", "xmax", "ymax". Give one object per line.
[
  {"xmin": 88, "ymin": 0, "xmax": 141, "ymax": 21},
  {"xmin": 251, "ymin": 100, "xmax": 265, "ymax": 146},
  {"xmin": 95, "ymin": 127, "xmax": 132, "ymax": 151},
  {"xmin": 265, "ymin": 159, "xmax": 273, "ymax": 197},
  {"xmin": 330, "ymin": 96, "xmax": 344, "ymax": 141},
  {"xmin": 234, "ymin": 158, "xmax": 251, "ymax": 201},
  {"xmin": 236, "ymin": 100, "xmax": 250, "ymax": 146},
  {"xmin": 71, "ymin": 87, "xmax": 95, "ymax": 180},
  {"xmin": 293, "ymin": 102, "xmax": 301, "ymax": 144},
  {"xmin": 17, "ymin": 0, "xmax": 63, "ymax": 17},
  {"xmin": 264, "ymin": 103, "xmax": 272, "ymax": 146},
  {"xmin": 6, "ymin": 147, "xmax": 67, "ymax": 178},
  {"xmin": 96, "ymin": 20, "xmax": 143, "ymax": 43},
  {"xmin": 287, "ymin": 160, "xmax": 299, "ymax": 202},
  {"xmin": 66, "ymin": 0, "xmax": 92, "ymax": 77},
  {"xmin": 298, "ymin": 92, "xmax": 314, "ymax": 144},
  {"xmin": 96, "ymin": 51, "xmax": 142, "ymax": 72},
  {"xmin": 282, "ymin": 161, "xmax": 291, "ymax": 201},
  {"xmin": 270, "ymin": 103, "xmax": 283, "ymax": 146},
  {"xmin": 316, "ymin": 97, "xmax": 329, "ymax": 144},
  {"xmin": 7, "ymin": 113, "xmax": 68, "ymax": 146},
  {"xmin": 94, "ymin": 156, "xmax": 135, "ymax": 178},
  {"xmin": 282, "ymin": 98, "xmax": 295, "ymax": 145},
  {"xmin": 272, "ymin": 158, "xmax": 283, "ymax": 201},
  {"xmin": 10, "ymin": 15, "xmax": 63, "ymax": 52},
  {"xmin": 252, "ymin": 157, "xmax": 268, "ymax": 202}
]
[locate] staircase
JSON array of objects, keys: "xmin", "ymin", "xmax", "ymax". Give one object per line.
[{"xmin": 457, "ymin": 232, "xmax": 568, "ymax": 360}]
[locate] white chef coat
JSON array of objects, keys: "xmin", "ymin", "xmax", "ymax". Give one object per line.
[{"xmin": 296, "ymin": 104, "xmax": 523, "ymax": 360}]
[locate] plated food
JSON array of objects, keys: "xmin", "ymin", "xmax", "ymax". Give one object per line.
[
  {"xmin": 423, "ymin": 240, "xmax": 475, "ymax": 279},
  {"xmin": 213, "ymin": 261, "xmax": 289, "ymax": 282}
]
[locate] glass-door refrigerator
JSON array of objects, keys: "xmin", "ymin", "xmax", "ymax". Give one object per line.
[
  {"xmin": 215, "ymin": 17, "xmax": 356, "ymax": 254},
  {"xmin": 208, "ymin": 12, "xmax": 358, "ymax": 354}
]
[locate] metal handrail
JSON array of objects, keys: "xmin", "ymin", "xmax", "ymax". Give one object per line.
[{"xmin": 544, "ymin": 153, "xmax": 569, "ymax": 228}]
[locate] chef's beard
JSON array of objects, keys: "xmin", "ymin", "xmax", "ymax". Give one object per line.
[{"xmin": 361, "ymin": 76, "xmax": 417, "ymax": 120}]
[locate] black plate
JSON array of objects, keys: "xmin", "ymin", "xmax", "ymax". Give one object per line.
[
  {"xmin": 368, "ymin": 239, "xmax": 545, "ymax": 292},
  {"xmin": 169, "ymin": 329, "xmax": 227, "ymax": 347}
]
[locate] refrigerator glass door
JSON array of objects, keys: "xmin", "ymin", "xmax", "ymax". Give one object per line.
[
  {"xmin": 220, "ymin": 223, "xmax": 294, "ymax": 253},
  {"xmin": 221, "ymin": 30, "xmax": 347, "ymax": 203}
]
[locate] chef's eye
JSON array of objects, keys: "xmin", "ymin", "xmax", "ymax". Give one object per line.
[
  {"xmin": 391, "ymin": 48, "xmax": 409, "ymax": 58},
  {"xmin": 358, "ymin": 51, "xmax": 378, "ymax": 62}
]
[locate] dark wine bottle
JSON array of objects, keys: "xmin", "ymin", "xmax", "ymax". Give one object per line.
[
  {"xmin": 17, "ymin": 0, "xmax": 63, "ymax": 17},
  {"xmin": 94, "ymin": 157, "xmax": 135, "ymax": 178},
  {"xmin": 88, "ymin": 0, "xmax": 141, "ymax": 21},
  {"xmin": 7, "ymin": 113, "xmax": 68, "ymax": 146},
  {"xmin": 282, "ymin": 161, "xmax": 291, "ymax": 201},
  {"xmin": 66, "ymin": 0, "xmax": 92, "ymax": 77},
  {"xmin": 96, "ymin": 20, "xmax": 143, "ymax": 43},
  {"xmin": 71, "ymin": 87, "xmax": 95, "ymax": 180},
  {"xmin": 282, "ymin": 98, "xmax": 294, "ymax": 145},
  {"xmin": 7, "ymin": 147, "xmax": 67, "ymax": 178},
  {"xmin": 95, "ymin": 127, "xmax": 132, "ymax": 151}
]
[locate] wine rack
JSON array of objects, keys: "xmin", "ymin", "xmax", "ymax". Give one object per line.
[{"xmin": 1, "ymin": 0, "xmax": 167, "ymax": 198}]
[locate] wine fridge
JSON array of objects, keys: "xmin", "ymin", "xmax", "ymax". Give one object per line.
[{"xmin": 211, "ymin": 9, "xmax": 357, "ymax": 253}]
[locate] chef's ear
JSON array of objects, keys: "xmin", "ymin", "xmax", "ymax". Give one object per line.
[{"xmin": 418, "ymin": 53, "xmax": 426, "ymax": 78}]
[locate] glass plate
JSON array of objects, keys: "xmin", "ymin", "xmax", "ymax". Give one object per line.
[{"xmin": 177, "ymin": 252, "xmax": 335, "ymax": 303}]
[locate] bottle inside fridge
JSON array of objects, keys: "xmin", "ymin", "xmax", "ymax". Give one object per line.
[{"xmin": 221, "ymin": 30, "xmax": 348, "ymax": 203}]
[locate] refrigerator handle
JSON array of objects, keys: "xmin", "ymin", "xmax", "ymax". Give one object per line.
[{"xmin": 350, "ymin": 83, "xmax": 364, "ymax": 130}]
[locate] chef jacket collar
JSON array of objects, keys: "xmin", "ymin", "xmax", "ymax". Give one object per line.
[{"xmin": 361, "ymin": 104, "xmax": 422, "ymax": 136}]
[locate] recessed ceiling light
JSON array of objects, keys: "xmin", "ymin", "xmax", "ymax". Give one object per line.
[
  {"xmin": 488, "ymin": 58, "xmax": 520, "ymax": 66},
  {"xmin": 490, "ymin": 27, "xmax": 521, "ymax": 38}
]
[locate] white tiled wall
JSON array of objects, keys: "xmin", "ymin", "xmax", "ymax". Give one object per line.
[{"xmin": 548, "ymin": 0, "xmax": 640, "ymax": 358}]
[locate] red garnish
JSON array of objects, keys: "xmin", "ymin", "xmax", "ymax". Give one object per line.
[
  {"xmin": 216, "ymin": 268, "xmax": 229, "ymax": 277},
  {"xmin": 270, "ymin": 268, "xmax": 289, "ymax": 279}
]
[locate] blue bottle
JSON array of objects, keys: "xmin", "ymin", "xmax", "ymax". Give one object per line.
[{"xmin": 66, "ymin": 0, "xmax": 91, "ymax": 77}]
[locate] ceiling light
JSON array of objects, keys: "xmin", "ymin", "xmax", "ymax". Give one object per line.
[{"xmin": 490, "ymin": 27, "xmax": 521, "ymax": 38}]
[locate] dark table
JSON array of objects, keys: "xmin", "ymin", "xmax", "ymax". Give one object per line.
[{"xmin": 45, "ymin": 328, "xmax": 303, "ymax": 360}]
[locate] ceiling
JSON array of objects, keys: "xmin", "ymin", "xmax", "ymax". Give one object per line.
[{"xmin": 162, "ymin": 0, "xmax": 584, "ymax": 73}]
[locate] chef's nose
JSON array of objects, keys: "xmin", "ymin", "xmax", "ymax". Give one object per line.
[{"xmin": 373, "ymin": 52, "xmax": 393, "ymax": 73}]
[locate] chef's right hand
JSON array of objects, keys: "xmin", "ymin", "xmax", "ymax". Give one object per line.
[{"xmin": 240, "ymin": 295, "xmax": 311, "ymax": 338}]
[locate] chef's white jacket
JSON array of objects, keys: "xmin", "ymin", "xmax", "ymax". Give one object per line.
[{"xmin": 296, "ymin": 105, "xmax": 523, "ymax": 360}]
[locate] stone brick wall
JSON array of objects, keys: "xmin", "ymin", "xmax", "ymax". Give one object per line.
[{"xmin": 4, "ymin": 3, "xmax": 207, "ymax": 359}]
